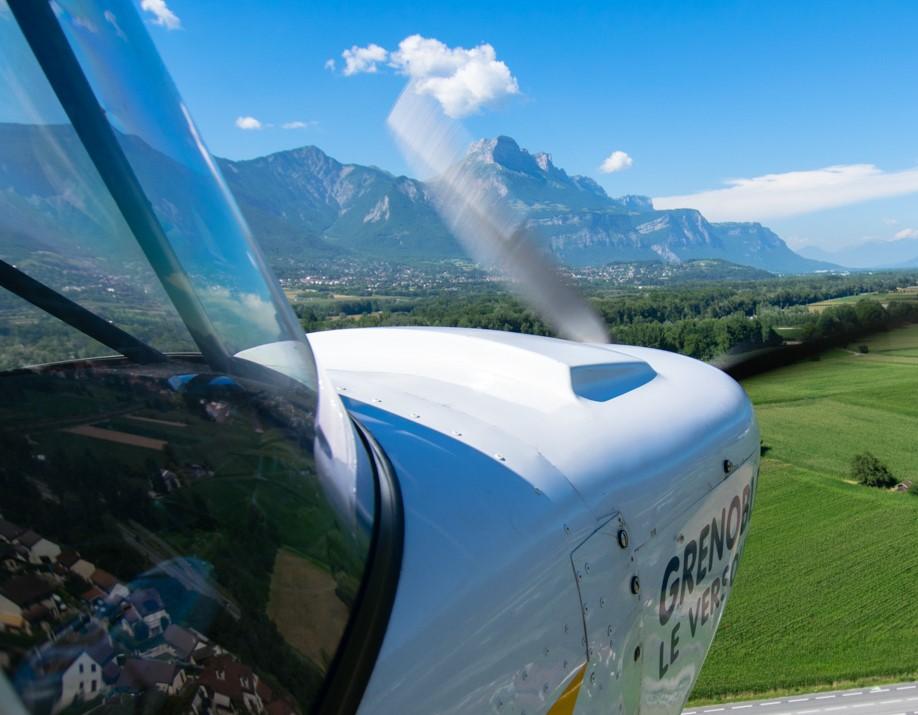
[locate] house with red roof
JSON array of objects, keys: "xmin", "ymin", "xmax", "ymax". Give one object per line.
[{"xmin": 192, "ymin": 655, "xmax": 268, "ymax": 715}]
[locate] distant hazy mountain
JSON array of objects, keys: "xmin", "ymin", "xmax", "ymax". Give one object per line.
[
  {"xmin": 798, "ymin": 239, "xmax": 918, "ymax": 269},
  {"xmin": 0, "ymin": 124, "xmax": 833, "ymax": 274}
]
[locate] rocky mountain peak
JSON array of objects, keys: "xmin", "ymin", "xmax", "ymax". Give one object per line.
[
  {"xmin": 0, "ymin": 122, "xmax": 833, "ymax": 273},
  {"xmin": 466, "ymin": 135, "xmax": 569, "ymax": 179}
]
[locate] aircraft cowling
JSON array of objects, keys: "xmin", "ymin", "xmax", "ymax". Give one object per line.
[{"xmin": 308, "ymin": 326, "xmax": 759, "ymax": 715}]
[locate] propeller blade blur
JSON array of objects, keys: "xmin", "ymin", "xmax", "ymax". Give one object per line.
[{"xmin": 387, "ymin": 87, "xmax": 609, "ymax": 344}]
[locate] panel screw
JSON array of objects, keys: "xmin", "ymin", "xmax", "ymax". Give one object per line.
[
  {"xmin": 617, "ymin": 529, "xmax": 629, "ymax": 548},
  {"xmin": 590, "ymin": 671, "xmax": 596, "ymax": 685},
  {"xmin": 584, "ymin": 561, "xmax": 591, "ymax": 574},
  {"xmin": 563, "ymin": 524, "xmax": 572, "ymax": 536},
  {"xmin": 600, "ymin": 598, "xmax": 606, "ymax": 608},
  {"xmin": 630, "ymin": 576, "xmax": 641, "ymax": 594},
  {"xmin": 723, "ymin": 459, "xmax": 734, "ymax": 474},
  {"xmin": 634, "ymin": 645, "xmax": 642, "ymax": 661}
]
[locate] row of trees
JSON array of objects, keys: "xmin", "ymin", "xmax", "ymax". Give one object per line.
[
  {"xmin": 296, "ymin": 272, "xmax": 918, "ymax": 361},
  {"xmin": 799, "ymin": 298, "xmax": 918, "ymax": 343}
]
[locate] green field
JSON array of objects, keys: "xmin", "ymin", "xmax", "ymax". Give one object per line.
[
  {"xmin": 692, "ymin": 323, "xmax": 918, "ymax": 701},
  {"xmin": 809, "ymin": 287, "xmax": 918, "ymax": 313}
]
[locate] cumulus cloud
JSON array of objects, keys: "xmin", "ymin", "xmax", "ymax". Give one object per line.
[
  {"xmin": 324, "ymin": 58, "xmax": 336, "ymax": 72},
  {"xmin": 140, "ymin": 0, "xmax": 180, "ymax": 30},
  {"xmin": 342, "ymin": 43, "xmax": 388, "ymax": 76},
  {"xmin": 894, "ymin": 228, "xmax": 918, "ymax": 239},
  {"xmin": 235, "ymin": 116, "xmax": 263, "ymax": 130},
  {"xmin": 600, "ymin": 150, "xmax": 633, "ymax": 174},
  {"xmin": 282, "ymin": 120, "xmax": 316, "ymax": 130},
  {"xmin": 391, "ymin": 35, "xmax": 519, "ymax": 117},
  {"xmin": 654, "ymin": 164, "xmax": 918, "ymax": 222},
  {"xmin": 337, "ymin": 35, "xmax": 519, "ymax": 118}
]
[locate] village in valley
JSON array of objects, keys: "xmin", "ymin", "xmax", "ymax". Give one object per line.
[{"xmin": 0, "ymin": 516, "xmax": 297, "ymax": 715}]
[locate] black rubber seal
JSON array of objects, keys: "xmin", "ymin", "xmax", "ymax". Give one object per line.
[{"xmin": 313, "ymin": 418, "xmax": 404, "ymax": 715}]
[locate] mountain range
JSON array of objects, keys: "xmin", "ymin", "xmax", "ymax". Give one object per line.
[
  {"xmin": 217, "ymin": 135, "xmax": 833, "ymax": 274},
  {"xmin": 0, "ymin": 123, "xmax": 835, "ymax": 274}
]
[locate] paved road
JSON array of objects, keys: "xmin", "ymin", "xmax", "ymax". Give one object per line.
[{"xmin": 685, "ymin": 682, "xmax": 918, "ymax": 715}]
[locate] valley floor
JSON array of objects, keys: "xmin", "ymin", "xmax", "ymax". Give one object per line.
[{"xmin": 690, "ymin": 324, "xmax": 918, "ymax": 702}]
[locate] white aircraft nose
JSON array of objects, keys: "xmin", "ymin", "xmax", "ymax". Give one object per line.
[{"xmin": 311, "ymin": 326, "xmax": 759, "ymax": 715}]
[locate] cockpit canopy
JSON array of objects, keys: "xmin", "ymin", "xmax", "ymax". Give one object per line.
[{"xmin": 0, "ymin": 3, "xmax": 381, "ymax": 714}]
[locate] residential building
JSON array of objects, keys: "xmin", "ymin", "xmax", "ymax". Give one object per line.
[
  {"xmin": 58, "ymin": 549, "xmax": 95, "ymax": 582},
  {"xmin": 0, "ymin": 519, "xmax": 24, "ymax": 544},
  {"xmin": 116, "ymin": 657, "xmax": 186, "ymax": 695},
  {"xmin": 16, "ymin": 530, "xmax": 61, "ymax": 565},
  {"xmin": 89, "ymin": 569, "xmax": 129, "ymax": 601},
  {"xmin": 0, "ymin": 593, "xmax": 24, "ymax": 632},
  {"xmin": 126, "ymin": 587, "xmax": 170, "ymax": 637},
  {"xmin": 56, "ymin": 651, "xmax": 105, "ymax": 713},
  {"xmin": 193, "ymin": 656, "xmax": 268, "ymax": 715}
]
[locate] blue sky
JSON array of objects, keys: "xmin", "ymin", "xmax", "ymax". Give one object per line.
[{"xmin": 31, "ymin": 1, "xmax": 918, "ymax": 251}]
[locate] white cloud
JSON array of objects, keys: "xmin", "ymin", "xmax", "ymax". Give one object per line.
[
  {"xmin": 235, "ymin": 116, "xmax": 263, "ymax": 130},
  {"xmin": 342, "ymin": 43, "xmax": 388, "ymax": 76},
  {"xmin": 883, "ymin": 217, "xmax": 899, "ymax": 225},
  {"xmin": 600, "ymin": 150, "xmax": 633, "ymax": 174},
  {"xmin": 389, "ymin": 35, "xmax": 519, "ymax": 117},
  {"xmin": 894, "ymin": 228, "xmax": 918, "ymax": 240},
  {"xmin": 324, "ymin": 58, "xmax": 336, "ymax": 72},
  {"xmin": 282, "ymin": 120, "xmax": 315, "ymax": 130},
  {"xmin": 140, "ymin": 0, "xmax": 180, "ymax": 30},
  {"xmin": 337, "ymin": 35, "xmax": 519, "ymax": 117},
  {"xmin": 655, "ymin": 164, "xmax": 918, "ymax": 222}
]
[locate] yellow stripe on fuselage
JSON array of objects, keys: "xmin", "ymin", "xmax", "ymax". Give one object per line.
[{"xmin": 547, "ymin": 663, "xmax": 586, "ymax": 715}]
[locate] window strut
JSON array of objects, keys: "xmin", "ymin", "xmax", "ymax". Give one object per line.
[
  {"xmin": 0, "ymin": 259, "xmax": 166, "ymax": 365},
  {"xmin": 8, "ymin": 0, "xmax": 232, "ymax": 372}
]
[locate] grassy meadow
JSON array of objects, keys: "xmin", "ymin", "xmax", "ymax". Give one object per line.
[
  {"xmin": 691, "ymin": 324, "xmax": 918, "ymax": 702},
  {"xmin": 808, "ymin": 287, "xmax": 918, "ymax": 313}
]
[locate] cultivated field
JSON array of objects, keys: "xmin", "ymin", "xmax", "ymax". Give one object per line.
[
  {"xmin": 267, "ymin": 548, "xmax": 349, "ymax": 670},
  {"xmin": 691, "ymin": 324, "xmax": 918, "ymax": 701},
  {"xmin": 808, "ymin": 287, "xmax": 918, "ymax": 313}
]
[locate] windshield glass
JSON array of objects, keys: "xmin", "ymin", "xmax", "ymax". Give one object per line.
[
  {"xmin": 0, "ymin": 359, "xmax": 371, "ymax": 715},
  {"xmin": 1, "ymin": 0, "xmax": 316, "ymax": 385},
  {"xmin": 0, "ymin": 3, "xmax": 378, "ymax": 713},
  {"xmin": 0, "ymin": 10, "xmax": 195, "ymax": 369}
]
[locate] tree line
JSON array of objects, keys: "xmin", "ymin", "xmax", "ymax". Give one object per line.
[{"xmin": 295, "ymin": 271, "xmax": 918, "ymax": 361}]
